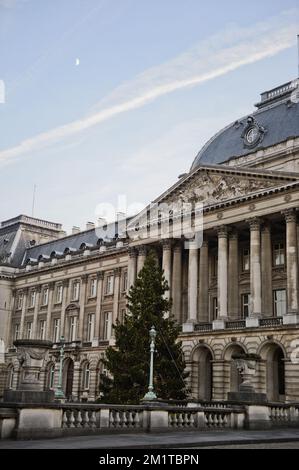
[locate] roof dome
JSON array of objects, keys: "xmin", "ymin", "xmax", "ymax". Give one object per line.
[{"xmin": 190, "ymin": 79, "xmax": 299, "ymax": 171}]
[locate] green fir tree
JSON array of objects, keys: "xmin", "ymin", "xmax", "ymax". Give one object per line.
[{"xmin": 98, "ymin": 250, "xmax": 189, "ymax": 404}]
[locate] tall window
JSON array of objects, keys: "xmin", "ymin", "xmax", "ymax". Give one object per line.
[
  {"xmin": 26, "ymin": 321, "xmax": 32, "ymax": 339},
  {"xmin": 89, "ymin": 278, "xmax": 97, "ymax": 298},
  {"xmin": 122, "ymin": 271, "xmax": 128, "ymax": 292},
  {"xmin": 242, "ymin": 248, "xmax": 250, "ymax": 272},
  {"xmin": 103, "ymin": 312, "xmax": 111, "ymax": 339},
  {"xmin": 273, "ymin": 243, "xmax": 285, "ymax": 266},
  {"xmin": 86, "ymin": 313, "xmax": 95, "ymax": 342},
  {"xmin": 83, "ymin": 362, "xmax": 90, "ymax": 390},
  {"xmin": 17, "ymin": 293, "xmax": 23, "ymax": 310},
  {"xmin": 71, "ymin": 281, "xmax": 80, "ymax": 301},
  {"xmin": 14, "ymin": 323, "xmax": 20, "ymax": 341},
  {"xmin": 53, "ymin": 318, "xmax": 61, "ymax": 343},
  {"xmin": 211, "ymin": 297, "xmax": 218, "ymax": 321},
  {"xmin": 39, "ymin": 320, "xmax": 46, "ymax": 340},
  {"xmin": 29, "ymin": 290, "xmax": 36, "ymax": 308},
  {"xmin": 69, "ymin": 316, "xmax": 77, "ymax": 342},
  {"xmin": 105, "ymin": 275, "xmax": 114, "ymax": 295},
  {"xmin": 273, "ymin": 289, "xmax": 286, "ymax": 316},
  {"xmin": 241, "ymin": 293, "xmax": 250, "ymax": 318},
  {"xmin": 55, "ymin": 285, "xmax": 63, "ymax": 304},
  {"xmin": 42, "ymin": 287, "xmax": 49, "ymax": 306}
]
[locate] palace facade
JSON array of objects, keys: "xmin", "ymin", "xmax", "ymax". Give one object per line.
[{"xmin": 1, "ymin": 78, "xmax": 299, "ymax": 403}]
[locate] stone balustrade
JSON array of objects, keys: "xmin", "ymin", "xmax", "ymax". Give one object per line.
[{"xmin": 1, "ymin": 402, "xmax": 299, "ymax": 439}]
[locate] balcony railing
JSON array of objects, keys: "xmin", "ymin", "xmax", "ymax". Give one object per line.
[
  {"xmin": 259, "ymin": 317, "xmax": 283, "ymax": 327},
  {"xmin": 225, "ymin": 320, "xmax": 246, "ymax": 330},
  {"xmin": 194, "ymin": 323, "xmax": 212, "ymax": 332}
]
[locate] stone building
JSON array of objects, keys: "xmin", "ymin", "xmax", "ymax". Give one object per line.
[{"xmin": 1, "ymin": 78, "xmax": 299, "ymax": 403}]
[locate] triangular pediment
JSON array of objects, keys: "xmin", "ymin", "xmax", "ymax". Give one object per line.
[
  {"xmin": 160, "ymin": 165, "xmax": 297, "ymax": 207},
  {"xmin": 127, "ymin": 164, "xmax": 299, "ymax": 234}
]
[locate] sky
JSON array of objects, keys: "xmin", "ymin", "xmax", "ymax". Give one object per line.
[{"xmin": 0, "ymin": 0, "xmax": 299, "ymax": 232}]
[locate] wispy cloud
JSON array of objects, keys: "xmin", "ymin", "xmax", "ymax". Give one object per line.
[{"xmin": 0, "ymin": 8, "xmax": 298, "ymax": 165}]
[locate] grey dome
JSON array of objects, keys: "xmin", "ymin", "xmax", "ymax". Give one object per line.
[{"xmin": 191, "ymin": 80, "xmax": 299, "ymax": 170}]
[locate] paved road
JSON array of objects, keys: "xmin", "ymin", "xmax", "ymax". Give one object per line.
[
  {"xmin": 198, "ymin": 442, "xmax": 299, "ymax": 449},
  {"xmin": 1, "ymin": 429, "xmax": 299, "ymax": 449}
]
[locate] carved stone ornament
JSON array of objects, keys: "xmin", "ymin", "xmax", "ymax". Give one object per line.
[
  {"xmin": 14, "ymin": 339, "xmax": 53, "ymax": 391},
  {"xmin": 165, "ymin": 170, "xmax": 280, "ymax": 209},
  {"xmin": 232, "ymin": 353, "xmax": 260, "ymax": 393}
]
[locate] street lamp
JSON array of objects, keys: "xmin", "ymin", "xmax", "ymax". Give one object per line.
[
  {"xmin": 143, "ymin": 326, "xmax": 157, "ymax": 401},
  {"xmin": 55, "ymin": 335, "xmax": 65, "ymax": 400}
]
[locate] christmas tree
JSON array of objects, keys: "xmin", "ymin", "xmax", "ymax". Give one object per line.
[{"xmin": 99, "ymin": 250, "xmax": 189, "ymax": 404}]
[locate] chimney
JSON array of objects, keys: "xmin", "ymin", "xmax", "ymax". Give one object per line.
[
  {"xmin": 72, "ymin": 226, "xmax": 80, "ymax": 235},
  {"xmin": 86, "ymin": 221, "xmax": 95, "ymax": 231}
]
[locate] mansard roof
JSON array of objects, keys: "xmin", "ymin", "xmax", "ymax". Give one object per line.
[{"xmin": 190, "ymin": 79, "xmax": 299, "ymax": 169}]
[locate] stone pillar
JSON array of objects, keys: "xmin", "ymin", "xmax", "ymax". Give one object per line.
[
  {"xmin": 213, "ymin": 226, "xmax": 228, "ymax": 330},
  {"xmin": 172, "ymin": 242, "xmax": 182, "ymax": 323},
  {"xmin": 72, "ymin": 361, "xmax": 81, "ymax": 401},
  {"xmin": 137, "ymin": 245, "xmax": 147, "ymax": 274},
  {"xmin": 183, "ymin": 245, "xmax": 198, "ymax": 332},
  {"xmin": 32, "ymin": 286, "xmax": 41, "ymax": 338},
  {"xmin": 228, "ymin": 230, "xmax": 239, "ymax": 319},
  {"xmin": 110, "ymin": 268, "xmax": 121, "ymax": 344},
  {"xmin": 19, "ymin": 288, "xmax": 28, "ymax": 339},
  {"xmin": 283, "ymin": 209, "xmax": 299, "ymax": 324},
  {"xmin": 246, "ymin": 218, "xmax": 261, "ymax": 327},
  {"xmin": 261, "ymin": 223, "xmax": 273, "ymax": 317},
  {"xmin": 78, "ymin": 275, "xmax": 88, "ymax": 342},
  {"xmin": 60, "ymin": 279, "xmax": 70, "ymax": 338},
  {"xmin": 45, "ymin": 283, "xmax": 54, "ymax": 340},
  {"xmin": 127, "ymin": 248, "xmax": 137, "ymax": 291},
  {"xmin": 198, "ymin": 239, "xmax": 209, "ymax": 322},
  {"xmin": 162, "ymin": 239, "xmax": 172, "ymax": 300},
  {"xmin": 92, "ymin": 272, "xmax": 104, "ymax": 347}
]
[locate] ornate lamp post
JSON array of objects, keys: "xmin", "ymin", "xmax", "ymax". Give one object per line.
[
  {"xmin": 55, "ymin": 335, "xmax": 65, "ymax": 400},
  {"xmin": 143, "ymin": 326, "xmax": 157, "ymax": 401}
]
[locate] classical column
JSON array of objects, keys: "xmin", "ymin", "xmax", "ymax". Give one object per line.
[
  {"xmin": 261, "ymin": 223, "xmax": 273, "ymax": 317},
  {"xmin": 228, "ymin": 230, "xmax": 239, "ymax": 319},
  {"xmin": 283, "ymin": 209, "xmax": 299, "ymax": 323},
  {"xmin": 111, "ymin": 268, "xmax": 121, "ymax": 342},
  {"xmin": 172, "ymin": 242, "xmax": 182, "ymax": 323},
  {"xmin": 60, "ymin": 279, "xmax": 70, "ymax": 338},
  {"xmin": 78, "ymin": 275, "xmax": 88, "ymax": 342},
  {"xmin": 45, "ymin": 283, "xmax": 55, "ymax": 340},
  {"xmin": 246, "ymin": 218, "xmax": 261, "ymax": 327},
  {"xmin": 127, "ymin": 248, "xmax": 137, "ymax": 291},
  {"xmin": 162, "ymin": 239, "xmax": 172, "ymax": 300},
  {"xmin": 137, "ymin": 245, "xmax": 147, "ymax": 274},
  {"xmin": 198, "ymin": 239, "xmax": 209, "ymax": 322},
  {"xmin": 19, "ymin": 288, "xmax": 28, "ymax": 339},
  {"xmin": 32, "ymin": 286, "xmax": 41, "ymax": 338},
  {"xmin": 184, "ymin": 244, "xmax": 198, "ymax": 331},
  {"xmin": 214, "ymin": 226, "xmax": 228, "ymax": 329},
  {"xmin": 92, "ymin": 272, "xmax": 104, "ymax": 346}
]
